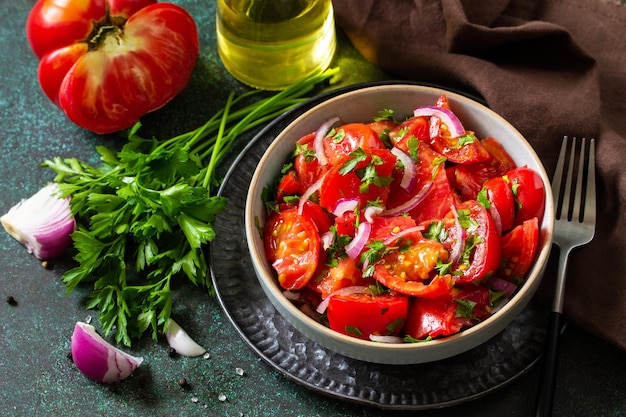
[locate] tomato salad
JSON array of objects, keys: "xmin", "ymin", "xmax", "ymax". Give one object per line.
[{"xmin": 262, "ymin": 95, "xmax": 545, "ymax": 343}]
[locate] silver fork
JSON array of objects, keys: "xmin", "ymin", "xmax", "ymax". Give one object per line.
[{"xmin": 535, "ymin": 136, "xmax": 596, "ymax": 417}]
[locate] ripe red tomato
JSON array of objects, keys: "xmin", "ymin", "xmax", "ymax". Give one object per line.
[
  {"xmin": 327, "ymin": 293, "xmax": 409, "ymax": 340},
  {"xmin": 264, "ymin": 208, "xmax": 320, "ymax": 290},
  {"xmin": 26, "ymin": 0, "xmax": 199, "ymax": 134},
  {"xmin": 322, "ymin": 123, "xmax": 386, "ymax": 165},
  {"xmin": 506, "ymin": 167, "xmax": 546, "ymax": 226}
]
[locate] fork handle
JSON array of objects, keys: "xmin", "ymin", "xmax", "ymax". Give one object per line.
[{"xmin": 534, "ymin": 311, "xmax": 566, "ymax": 417}]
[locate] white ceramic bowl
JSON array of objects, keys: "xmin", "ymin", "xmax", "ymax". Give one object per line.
[{"xmin": 245, "ymin": 84, "xmax": 554, "ymax": 364}]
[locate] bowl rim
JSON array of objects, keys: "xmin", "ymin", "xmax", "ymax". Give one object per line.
[{"xmin": 244, "ymin": 83, "xmax": 554, "ymax": 364}]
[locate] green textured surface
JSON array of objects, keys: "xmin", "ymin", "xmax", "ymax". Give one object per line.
[{"xmin": 0, "ymin": 1, "xmax": 624, "ymax": 416}]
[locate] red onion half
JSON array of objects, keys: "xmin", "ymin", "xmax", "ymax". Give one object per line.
[
  {"xmin": 1, "ymin": 183, "xmax": 75, "ymax": 260},
  {"xmin": 71, "ymin": 322, "xmax": 143, "ymax": 384},
  {"xmin": 448, "ymin": 204, "xmax": 466, "ymax": 265}
]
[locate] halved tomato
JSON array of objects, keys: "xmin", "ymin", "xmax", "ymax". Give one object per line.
[
  {"xmin": 308, "ymin": 257, "xmax": 373, "ymax": 299},
  {"xmin": 264, "ymin": 208, "xmax": 320, "ymax": 290}
]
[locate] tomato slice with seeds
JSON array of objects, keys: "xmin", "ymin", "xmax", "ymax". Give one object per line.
[
  {"xmin": 372, "ymin": 237, "xmax": 453, "ymax": 298},
  {"xmin": 264, "ymin": 208, "xmax": 320, "ymax": 290},
  {"xmin": 308, "ymin": 257, "xmax": 373, "ymax": 299},
  {"xmin": 327, "ymin": 292, "xmax": 409, "ymax": 340}
]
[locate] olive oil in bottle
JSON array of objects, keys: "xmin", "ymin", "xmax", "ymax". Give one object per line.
[{"xmin": 216, "ymin": 0, "xmax": 336, "ymax": 90}]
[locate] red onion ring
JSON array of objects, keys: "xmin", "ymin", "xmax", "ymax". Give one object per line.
[
  {"xmin": 369, "ymin": 335, "xmax": 404, "ymax": 344},
  {"xmin": 320, "ymin": 230, "xmax": 334, "ymax": 250},
  {"xmin": 315, "ymin": 285, "xmax": 371, "ymax": 314},
  {"xmin": 313, "ymin": 116, "xmax": 340, "ymax": 166},
  {"xmin": 486, "ymin": 276, "xmax": 518, "ymax": 298},
  {"xmin": 390, "ymin": 147, "xmax": 417, "ymax": 192},
  {"xmin": 363, "ymin": 206, "xmax": 383, "ymax": 223},
  {"xmin": 332, "ymin": 197, "xmax": 359, "ymax": 217},
  {"xmin": 345, "ymin": 221, "xmax": 371, "ymax": 260},
  {"xmin": 413, "ymin": 106, "xmax": 466, "ymax": 138},
  {"xmin": 297, "ymin": 174, "xmax": 325, "ymax": 215},
  {"xmin": 382, "ymin": 180, "xmax": 433, "ymax": 217},
  {"xmin": 448, "ymin": 204, "xmax": 465, "ymax": 265}
]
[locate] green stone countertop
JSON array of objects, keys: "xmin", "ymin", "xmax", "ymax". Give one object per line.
[{"xmin": 1, "ymin": 1, "xmax": 624, "ymax": 416}]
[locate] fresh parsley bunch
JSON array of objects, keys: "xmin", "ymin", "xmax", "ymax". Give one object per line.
[{"xmin": 43, "ymin": 69, "xmax": 339, "ymax": 346}]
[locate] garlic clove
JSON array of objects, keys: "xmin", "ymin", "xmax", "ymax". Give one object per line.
[
  {"xmin": 165, "ymin": 319, "xmax": 206, "ymax": 357},
  {"xmin": 71, "ymin": 322, "xmax": 143, "ymax": 384},
  {"xmin": 1, "ymin": 183, "xmax": 75, "ymax": 260}
]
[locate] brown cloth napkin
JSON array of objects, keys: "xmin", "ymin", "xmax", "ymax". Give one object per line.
[{"xmin": 332, "ymin": 0, "xmax": 626, "ymax": 350}]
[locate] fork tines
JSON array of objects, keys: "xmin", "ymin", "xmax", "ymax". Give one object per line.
[{"xmin": 552, "ymin": 136, "xmax": 596, "ymax": 223}]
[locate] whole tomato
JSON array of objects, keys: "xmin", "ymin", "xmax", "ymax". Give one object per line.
[{"xmin": 26, "ymin": 0, "xmax": 199, "ymax": 134}]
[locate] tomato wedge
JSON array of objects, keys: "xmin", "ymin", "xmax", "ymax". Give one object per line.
[
  {"xmin": 480, "ymin": 176, "xmax": 516, "ymax": 234},
  {"xmin": 387, "ymin": 137, "xmax": 457, "ymax": 223},
  {"xmin": 323, "ymin": 123, "xmax": 386, "ymax": 166},
  {"xmin": 264, "ymin": 208, "xmax": 320, "ymax": 290},
  {"xmin": 327, "ymin": 292, "xmax": 409, "ymax": 340},
  {"xmin": 319, "ymin": 149, "xmax": 396, "ymax": 212},
  {"xmin": 499, "ymin": 217, "xmax": 539, "ymax": 282},
  {"xmin": 294, "ymin": 132, "xmax": 326, "ymax": 191},
  {"xmin": 308, "ymin": 257, "xmax": 373, "ymax": 299},
  {"xmin": 404, "ymin": 285, "xmax": 491, "ymax": 340},
  {"xmin": 450, "ymin": 137, "xmax": 517, "ymax": 200},
  {"xmin": 506, "ymin": 167, "xmax": 546, "ymax": 226},
  {"xmin": 443, "ymin": 200, "xmax": 501, "ymax": 284}
]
